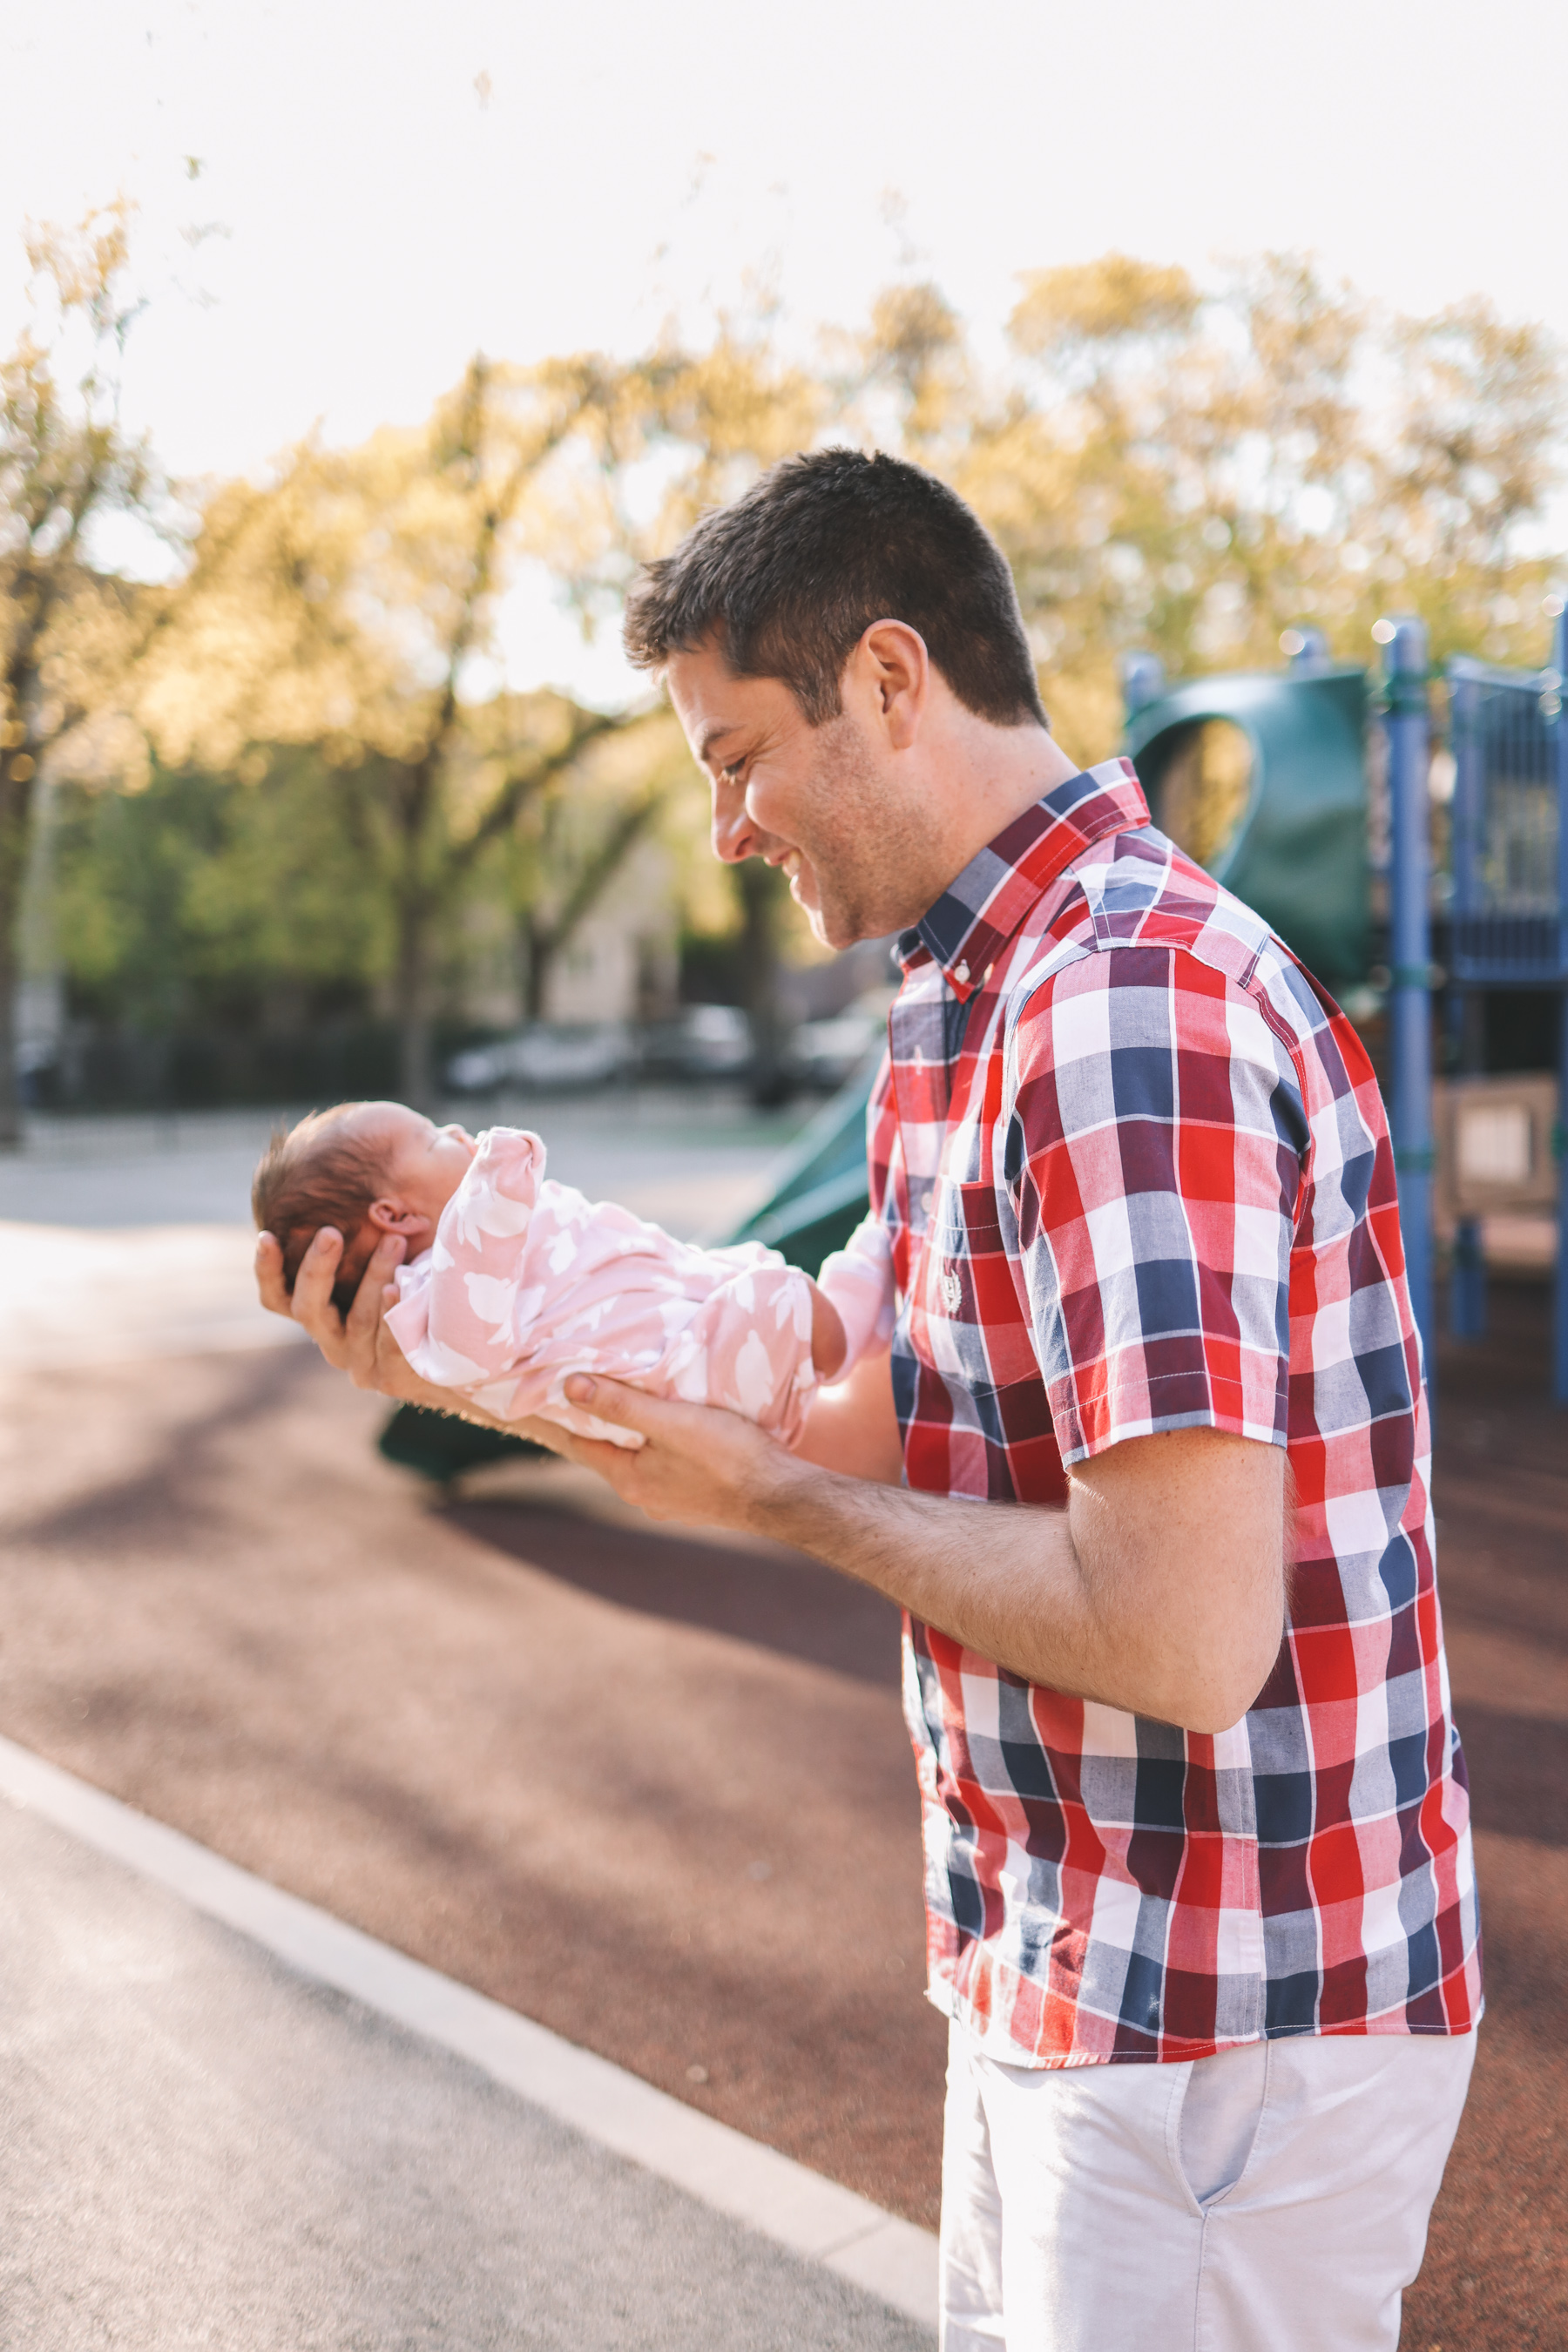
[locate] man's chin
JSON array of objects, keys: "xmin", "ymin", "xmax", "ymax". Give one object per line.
[
  {"xmin": 789, "ymin": 873, "xmax": 834, "ymax": 947},
  {"xmin": 801, "ymin": 899, "xmax": 862, "ymax": 953},
  {"xmin": 801, "ymin": 889, "xmax": 902, "ymax": 953},
  {"xmin": 793, "ymin": 866, "xmax": 909, "ymax": 950}
]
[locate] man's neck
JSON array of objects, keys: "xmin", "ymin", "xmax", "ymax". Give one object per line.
[{"xmin": 921, "ymin": 714, "xmax": 1082, "ymax": 899}]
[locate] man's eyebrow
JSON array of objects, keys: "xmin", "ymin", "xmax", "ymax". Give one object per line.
[{"xmin": 696, "ymin": 722, "xmax": 742, "ymax": 762}]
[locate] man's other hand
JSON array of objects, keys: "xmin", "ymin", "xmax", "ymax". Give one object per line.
[{"xmin": 551, "ymin": 1374, "xmax": 796, "ymax": 1533}]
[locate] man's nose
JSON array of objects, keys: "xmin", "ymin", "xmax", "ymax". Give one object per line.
[{"xmin": 711, "ymin": 779, "xmax": 757, "ymax": 865}]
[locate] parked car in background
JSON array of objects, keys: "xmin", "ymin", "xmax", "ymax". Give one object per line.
[
  {"xmin": 445, "ymin": 1022, "xmax": 633, "ymax": 1095},
  {"xmin": 787, "ymin": 990, "xmax": 895, "ymax": 1091},
  {"xmin": 637, "ymin": 1004, "xmax": 753, "ymax": 1081},
  {"xmin": 445, "ymin": 1006, "xmax": 759, "ymax": 1097}
]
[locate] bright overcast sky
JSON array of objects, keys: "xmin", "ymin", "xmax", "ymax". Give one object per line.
[{"xmin": 4, "ymin": 0, "xmax": 1566, "ymax": 701}]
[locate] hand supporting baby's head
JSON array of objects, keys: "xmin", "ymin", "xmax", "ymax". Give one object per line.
[{"xmin": 252, "ymin": 1101, "xmax": 478, "ymax": 1318}]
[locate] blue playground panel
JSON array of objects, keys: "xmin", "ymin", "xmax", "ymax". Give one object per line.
[
  {"xmin": 723, "ymin": 1061, "xmax": 877, "ymax": 1267},
  {"xmin": 1445, "ymin": 624, "xmax": 1568, "ymax": 1400},
  {"xmin": 1449, "ymin": 654, "xmax": 1568, "ymax": 985}
]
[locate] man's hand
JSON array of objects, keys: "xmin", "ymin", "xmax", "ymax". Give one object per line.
[
  {"xmin": 549, "ymin": 1374, "xmax": 799, "ymax": 1529},
  {"xmin": 544, "ymin": 1346, "xmax": 908, "ymax": 1530},
  {"xmin": 794, "ymin": 1348, "xmax": 904, "ymax": 1484}
]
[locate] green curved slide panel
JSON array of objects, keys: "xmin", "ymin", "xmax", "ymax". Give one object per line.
[
  {"xmin": 721, "ymin": 1054, "xmax": 879, "ymax": 1267},
  {"xmin": 1123, "ymin": 665, "xmax": 1370, "ymax": 987},
  {"xmin": 376, "ymin": 1402, "xmax": 552, "ymax": 1483}
]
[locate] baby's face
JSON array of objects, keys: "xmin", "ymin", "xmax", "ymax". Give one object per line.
[{"xmin": 352, "ymin": 1102, "xmax": 478, "ymax": 1226}]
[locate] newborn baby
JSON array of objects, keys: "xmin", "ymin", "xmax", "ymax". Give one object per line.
[{"xmin": 253, "ymin": 1100, "xmax": 894, "ymax": 1450}]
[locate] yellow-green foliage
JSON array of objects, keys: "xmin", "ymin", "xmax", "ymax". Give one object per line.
[{"xmin": 13, "ymin": 240, "xmax": 1566, "ymax": 1066}]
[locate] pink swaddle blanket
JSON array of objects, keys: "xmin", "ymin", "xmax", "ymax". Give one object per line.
[{"xmin": 384, "ymin": 1127, "xmax": 894, "ymax": 1450}]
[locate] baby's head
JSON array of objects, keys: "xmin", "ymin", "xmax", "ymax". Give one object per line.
[{"xmin": 253, "ymin": 1101, "xmax": 477, "ymax": 1317}]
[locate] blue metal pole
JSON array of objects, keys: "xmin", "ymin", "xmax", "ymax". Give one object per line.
[
  {"xmin": 1553, "ymin": 608, "xmax": 1568, "ymax": 1404},
  {"xmin": 1382, "ymin": 616, "xmax": 1436, "ymax": 1410},
  {"xmin": 1445, "ymin": 666, "xmax": 1487, "ymax": 1345},
  {"xmin": 1450, "ymin": 1216, "xmax": 1486, "ymax": 1338},
  {"xmin": 1119, "ymin": 651, "xmax": 1166, "ymax": 723},
  {"xmin": 1285, "ymin": 625, "xmax": 1329, "ymax": 669},
  {"xmin": 1556, "ymin": 997, "xmax": 1568, "ymax": 1406}
]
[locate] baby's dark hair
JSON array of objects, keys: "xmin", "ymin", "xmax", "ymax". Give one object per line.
[{"xmin": 252, "ymin": 1105, "xmax": 391, "ymax": 1319}]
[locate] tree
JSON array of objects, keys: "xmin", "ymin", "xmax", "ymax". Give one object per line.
[
  {"xmin": 942, "ymin": 253, "xmax": 1565, "ymax": 766},
  {"xmin": 139, "ymin": 356, "xmax": 649, "ymax": 1103},
  {"xmin": 135, "ymin": 322, "xmax": 838, "ymax": 1097},
  {"xmin": 48, "ymin": 747, "xmax": 390, "ymax": 1044},
  {"xmin": 27, "ymin": 250, "xmax": 1564, "ymax": 1123},
  {"xmin": 512, "ymin": 772, "xmax": 670, "ymax": 1023},
  {"xmin": 0, "ymin": 201, "xmax": 166, "ymax": 1144}
]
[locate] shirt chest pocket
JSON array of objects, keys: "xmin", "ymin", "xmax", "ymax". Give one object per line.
[{"xmin": 912, "ymin": 1180, "xmax": 1040, "ymax": 1388}]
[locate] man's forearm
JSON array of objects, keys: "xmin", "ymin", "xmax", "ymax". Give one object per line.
[
  {"xmin": 754, "ymin": 1455, "xmax": 1125, "ymax": 1711},
  {"xmin": 750, "ymin": 1436, "xmax": 1285, "ymax": 1736}
]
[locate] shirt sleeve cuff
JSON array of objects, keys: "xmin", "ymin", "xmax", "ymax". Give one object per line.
[{"xmin": 1048, "ymin": 1364, "xmax": 1289, "ymax": 1467}]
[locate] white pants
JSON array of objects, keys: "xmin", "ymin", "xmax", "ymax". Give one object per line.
[{"xmin": 939, "ymin": 2019, "xmax": 1477, "ymax": 2351}]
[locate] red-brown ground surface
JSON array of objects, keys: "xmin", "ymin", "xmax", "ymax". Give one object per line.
[{"xmin": 0, "ymin": 1281, "xmax": 1562, "ymax": 2345}]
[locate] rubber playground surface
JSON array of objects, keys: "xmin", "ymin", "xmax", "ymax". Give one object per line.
[{"xmin": 0, "ymin": 1274, "xmax": 1562, "ymax": 2348}]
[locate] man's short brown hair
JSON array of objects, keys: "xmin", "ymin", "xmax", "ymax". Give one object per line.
[
  {"xmin": 252, "ymin": 1105, "xmax": 389, "ymax": 1320},
  {"xmin": 622, "ymin": 449, "xmax": 1047, "ymax": 728}
]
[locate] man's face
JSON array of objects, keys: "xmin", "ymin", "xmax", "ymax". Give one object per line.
[{"xmin": 665, "ymin": 636, "xmax": 936, "ymax": 950}]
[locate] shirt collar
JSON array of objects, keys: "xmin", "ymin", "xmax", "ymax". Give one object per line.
[{"xmin": 896, "ymin": 757, "xmax": 1151, "ymax": 997}]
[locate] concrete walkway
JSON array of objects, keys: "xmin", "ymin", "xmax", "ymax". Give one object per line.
[{"xmin": 0, "ymin": 1748, "xmax": 934, "ymax": 2350}]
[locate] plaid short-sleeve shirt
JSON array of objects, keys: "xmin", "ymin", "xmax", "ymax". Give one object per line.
[{"xmin": 873, "ymin": 758, "xmax": 1481, "ymax": 2067}]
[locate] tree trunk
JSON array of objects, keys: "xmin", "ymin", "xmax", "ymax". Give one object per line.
[
  {"xmin": 736, "ymin": 857, "xmax": 793, "ymax": 1108},
  {"xmin": 520, "ymin": 919, "xmax": 553, "ymax": 1024},
  {"xmin": 0, "ymin": 762, "xmax": 38, "ymax": 1151},
  {"xmin": 516, "ymin": 788, "xmax": 666, "ymax": 1031},
  {"xmin": 393, "ymin": 899, "xmax": 436, "ymax": 1111}
]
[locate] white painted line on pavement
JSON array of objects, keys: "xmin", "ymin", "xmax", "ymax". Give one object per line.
[{"xmin": 0, "ymin": 1733, "xmax": 938, "ymax": 2333}]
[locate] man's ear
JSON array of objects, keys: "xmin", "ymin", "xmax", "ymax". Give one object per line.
[
  {"xmin": 366, "ymin": 1198, "xmax": 434, "ymax": 1240},
  {"xmin": 853, "ymin": 618, "xmax": 929, "ymax": 751}
]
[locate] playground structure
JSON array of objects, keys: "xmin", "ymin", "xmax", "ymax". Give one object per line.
[
  {"xmin": 728, "ymin": 611, "xmax": 1568, "ymax": 1403},
  {"xmin": 1119, "ymin": 643, "xmax": 1370, "ymax": 994},
  {"xmin": 380, "ymin": 607, "xmax": 1568, "ymax": 1477}
]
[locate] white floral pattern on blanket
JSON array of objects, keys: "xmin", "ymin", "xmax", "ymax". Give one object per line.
[{"xmin": 384, "ymin": 1126, "xmax": 893, "ymax": 1450}]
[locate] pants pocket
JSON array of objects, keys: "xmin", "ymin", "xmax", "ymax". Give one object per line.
[{"xmin": 1178, "ymin": 2041, "xmax": 1269, "ymax": 2209}]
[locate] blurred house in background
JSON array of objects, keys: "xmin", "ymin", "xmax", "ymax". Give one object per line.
[{"xmin": 537, "ymin": 835, "xmax": 681, "ymax": 1027}]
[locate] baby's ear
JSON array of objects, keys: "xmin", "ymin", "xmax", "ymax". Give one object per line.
[{"xmin": 366, "ymin": 1198, "xmax": 433, "ymax": 1239}]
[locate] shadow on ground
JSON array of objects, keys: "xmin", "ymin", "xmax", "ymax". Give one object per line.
[{"xmin": 444, "ymin": 1493, "xmax": 904, "ymax": 1689}]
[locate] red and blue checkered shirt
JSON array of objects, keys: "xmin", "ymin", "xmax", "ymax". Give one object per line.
[{"xmin": 871, "ymin": 758, "xmax": 1481, "ymax": 2067}]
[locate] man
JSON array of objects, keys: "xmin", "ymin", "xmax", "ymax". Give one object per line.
[{"xmin": 260, "ymin": 450, "xmax": 1480, "ymax": 2350}]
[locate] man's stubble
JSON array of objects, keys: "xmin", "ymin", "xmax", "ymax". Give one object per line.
[{"xmin": 793, "ymin": 711, "xmax": 936, "ymax": 949}]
